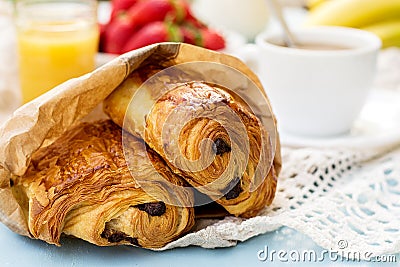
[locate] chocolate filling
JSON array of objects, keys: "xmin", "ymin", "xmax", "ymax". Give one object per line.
[
  {"xmin": 223, "ymin": 177, "xmax": 243, "ymax": 200},
  {"xmin": 212, "ymin": 138, "xmax": 231, "ymax": 155},
  {"xmin": 101, "ymin": 229, "xmax": 139, "ymax": 246},
  {"xmin": 136, "ymin": 201, "xmax": 166, "ymax": 216}
]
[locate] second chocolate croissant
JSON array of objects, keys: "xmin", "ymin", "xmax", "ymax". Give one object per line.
[{"xmin": 104, "ymin": 65, "xmax": 280, "ymax": 218}]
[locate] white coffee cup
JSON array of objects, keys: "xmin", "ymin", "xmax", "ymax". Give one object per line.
[{"xmin": 237, "ymin": 26, "xmax": 381, "ymax": 137}]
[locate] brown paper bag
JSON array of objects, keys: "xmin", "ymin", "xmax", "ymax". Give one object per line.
[{"xmin": 0, "ymin": 43, "xmax": 281, "ymax": 243}]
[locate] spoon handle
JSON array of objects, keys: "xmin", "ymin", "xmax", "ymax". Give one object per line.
[{"xmin": 267, "ymin": 0, "xmax": 297, "ymax": 47}]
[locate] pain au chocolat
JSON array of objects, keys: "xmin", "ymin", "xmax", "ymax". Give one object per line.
[
  {"xmin": 11, "ymin": 120, "xmax": 194, "ymax": 248},
  {"xmin": 103, "ymin": 64, "xmax": 281, "ymax": 218}
]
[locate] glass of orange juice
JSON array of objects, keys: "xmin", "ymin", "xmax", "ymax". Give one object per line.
[{"xmin": 15, "ymin": 0, "xmax": 99, "ymax": 103}]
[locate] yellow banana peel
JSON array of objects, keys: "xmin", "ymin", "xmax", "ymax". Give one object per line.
[
  {"xmin": 305, "ymin": 0, "xmax": 328, "ymax": 10},
  {"xmin": 362, "ymin": 20, "xmax": 400, "ymax": 48},
  {"xmin": 304, "ymin": 0, "xmax": 400, "ymax": 28}
]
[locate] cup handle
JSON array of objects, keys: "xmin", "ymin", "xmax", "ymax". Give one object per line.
[{"xmin": 231, "ymin": 43, "xmax": 261, "ymax": 74}]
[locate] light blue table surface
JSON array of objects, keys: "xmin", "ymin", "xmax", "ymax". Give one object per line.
[
  {"xmin": 1, "ymin": 4, "xmax": 398, "ymax": 267},
  {"xmin": 1, "ymin": 222, "xmax": 398, "ymax": 267}
]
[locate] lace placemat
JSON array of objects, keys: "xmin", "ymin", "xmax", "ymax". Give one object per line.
[
  {"xmin": 162, "ymin": 145, "xmax": 400, "ymax": 259},
  {"xmin": 1, "ymin": 6, "xmax": 400, "ymax": 259}
]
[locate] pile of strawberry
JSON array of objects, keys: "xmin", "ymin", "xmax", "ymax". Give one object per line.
[{"xmin": 100, "ymin": 0, "xmax": 226, "ymax": 54}]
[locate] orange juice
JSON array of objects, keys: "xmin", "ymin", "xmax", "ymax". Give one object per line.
[{"xmin": 16, "ymin": 0, "xmax": 99, "ymax": 103}]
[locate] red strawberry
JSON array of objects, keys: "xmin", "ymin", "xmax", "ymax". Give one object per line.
[
  {"xmin": 181, "ymin": 1, "xmax": 206, "ymax": 29},
  {"xmin": 180, "ymin": 23, "xmax": 225, "ymax": 50},
  {"xmin": 200, "ymin": 28, "xmax": 226, "ymax": 50},
  {"xmin": 180, "ymin": 23, "xmax": 201, "ymax": 45},
  {"xmin": 103, "ymin": 16, "xmax": 135, "ymax": 54},
  {"xmin": 122, "ymin": 21, "xmax": 183, "ymax": 53},
  {"xmin": 110, "ymin": 0, "xmax": 138, "ymax": 20},
  {"xmin": 127, "ymin": 0, "xmax": 188, "ymax": 29}
]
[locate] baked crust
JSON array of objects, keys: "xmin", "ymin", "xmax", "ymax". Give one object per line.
[
  {"xmin": 13, "ymin": 120, "xmax": 194, "ymax": 248},
  {"xmin": 104, "ymin": 66, "xmax": 280, "ymax": 217}
]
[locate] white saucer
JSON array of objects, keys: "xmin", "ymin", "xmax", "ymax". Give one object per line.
[{"xmin": 280, "ymin": 89, "xmax": 400, "ymax": 149}]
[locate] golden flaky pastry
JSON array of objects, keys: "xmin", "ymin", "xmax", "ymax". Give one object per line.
[
  {"xmin": 12, "ymin": 120, "xmax": 195, "ymax": 248},
  {"xmin": 104, "ymin": 66, "xmax": 281, "ymax": 218}
]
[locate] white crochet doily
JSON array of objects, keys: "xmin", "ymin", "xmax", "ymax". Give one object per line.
[
  {"xmin": 1, "ymin": 6, "xmax": 400, "ymax": 259},
  {"xmin": 163, "ymin": 145, "xmax": 400, "ymax": 259}
]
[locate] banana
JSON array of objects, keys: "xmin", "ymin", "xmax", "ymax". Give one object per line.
[
  {"xmin": 305, "ymin": 0, "xmax": 329, "ymax": 10},
  {"xmin": 362, "ymin": 19, "xmax": 400, "ymax": 48},
  {"xmin": 304, "ymin": 0, "xmax": 400, "ymax": 28}
]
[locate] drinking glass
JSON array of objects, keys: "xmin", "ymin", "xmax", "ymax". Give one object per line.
[{"xmin": 15, "ymin": 0, "xmax": 99, "ymax": 103}]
